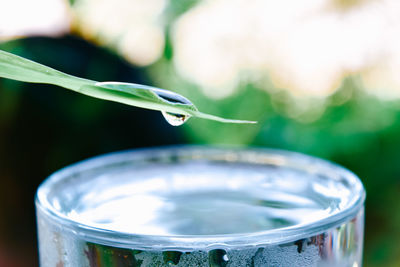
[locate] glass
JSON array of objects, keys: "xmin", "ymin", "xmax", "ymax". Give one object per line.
[{"xmin": 35, "ymin": 147, "xmax": 365, "ymax": 267}]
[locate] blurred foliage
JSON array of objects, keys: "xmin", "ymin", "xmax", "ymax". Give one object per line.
[
  {"xmin": 188, "ymin": 85, "xmax": 400, "ymax": 267},
  {"xmin": 0, "ymin": 36, "xmax": 185, "ymax": 266},
  {"xmin": 164, "ymin": 0, "xmax": 200, "ymax": 24},
  {"xmin": 1, "ymin": 15, "xmax": 400, "ymax": 267}
]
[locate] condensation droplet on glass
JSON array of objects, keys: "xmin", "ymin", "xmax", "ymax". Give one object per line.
[
  {"xmin": 162, "ymin": 251, "xmax": 183, "ymax": 266},
  {"xmin": 208, "ymin": 249, "xmax": 229, "ymax": 267},
  {"xmin": 161, "ymin": 111, "xmax": 190, "ymax": 126}
]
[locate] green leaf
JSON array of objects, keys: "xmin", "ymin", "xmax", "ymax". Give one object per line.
[{"xmin": 0, "ymin": 49, "xmax": 256, "ymax": 124}]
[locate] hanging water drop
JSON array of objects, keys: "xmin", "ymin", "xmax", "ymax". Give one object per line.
[
  {"xmin": 153, "ymin": 88, "xmax": 193, "ymax": 126},
  {"xmin": 162, "ymin": 111, "xmax": 190, "ymax": 126}
]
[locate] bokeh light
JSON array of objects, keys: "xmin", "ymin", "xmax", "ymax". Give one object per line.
[
  {"xmin": 0, "ymin": 0, "xmax": 70, "ymax": 40},
  {"xmin": 173, "ymin": 0, "xmax": 400, "ymax": 100},
  {"xmin": 73, "ymin": 0, "xmax": 166, "ymax": 66}
]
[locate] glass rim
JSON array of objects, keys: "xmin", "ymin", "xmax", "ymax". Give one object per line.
[{"xmin": 35, "ymin": 146, "xmax": 365, "ymax": 250}]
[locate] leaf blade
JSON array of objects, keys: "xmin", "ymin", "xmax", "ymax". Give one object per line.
[
  {"xmin": 0, "ymin": 50, "xmax": 94, "ymax": 90},
  {"xmin": 0, "ymin": 50, "xmax": 256, "ymax": 124}
]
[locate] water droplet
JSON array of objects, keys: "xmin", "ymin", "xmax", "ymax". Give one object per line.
[
  {"xmin": 153, "ymin": 88, "xmax": 193, "ymax": 126},
  {"xmin": 294, "ymin": 239, "xmax": 306, "ymax": 253},
  {"xmin": 208, "ymin": 249, "xmax": 229, "ymax": 267},
  {"xmin": 163, "ymin": 251, "xmax": 183, "ymax": 265},
  {"xmin": 162, "ymin": 111, "xmax": 190, "ymax": 126}
]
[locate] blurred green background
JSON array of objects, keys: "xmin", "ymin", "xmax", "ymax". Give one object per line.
[{"xmin": 1, "ymin": 0, "xmax": 400, "ymax": 266}]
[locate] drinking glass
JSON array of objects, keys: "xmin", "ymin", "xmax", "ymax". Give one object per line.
[{"xmin": 36, "ymin": 146, "xmax": 365, "ymax": 267}]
